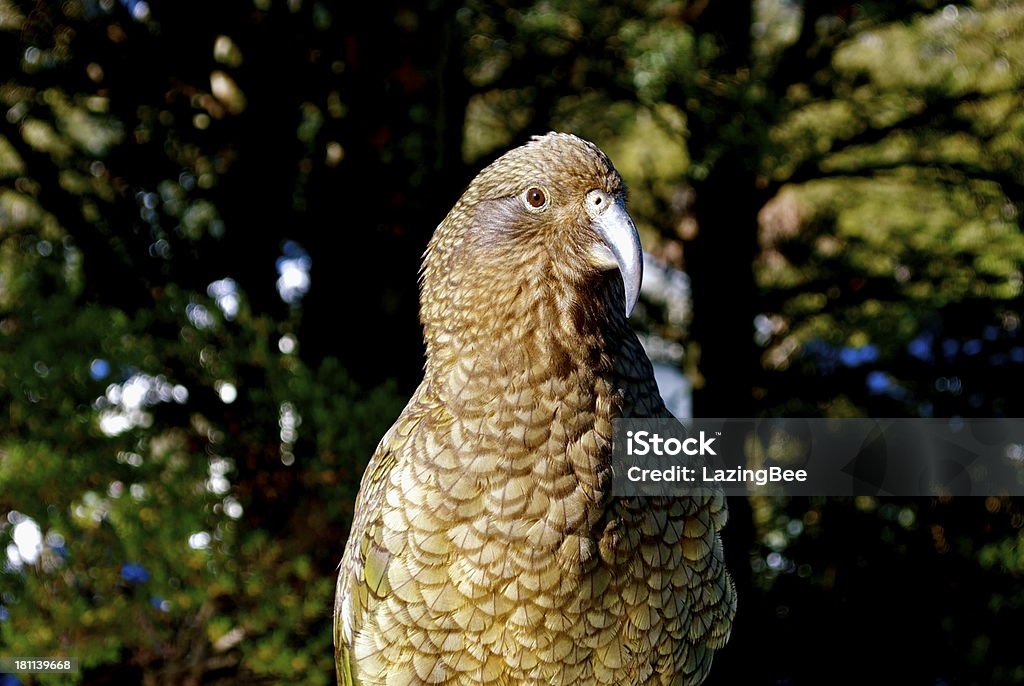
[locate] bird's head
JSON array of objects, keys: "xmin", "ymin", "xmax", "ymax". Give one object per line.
[{"xmin": 420, "ymin": 132, "xmax": 643, "ymax": 354}]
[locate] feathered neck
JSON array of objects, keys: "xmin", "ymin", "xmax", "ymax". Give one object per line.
[{"xmin": 422, "ymin": 238, "xmax": 629, "ymax": 376}]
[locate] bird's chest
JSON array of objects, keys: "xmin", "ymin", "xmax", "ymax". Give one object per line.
[
  {"xmin": 381, "ymin": 381, "xmax": 685, "ymax": 683},
  {"xmin": 388, "ymin": 449, "xmax": 685, "ymax": 684},
  {"xmin": 420, "ymin": 362, "xmax": 618, "ymax": 556}
]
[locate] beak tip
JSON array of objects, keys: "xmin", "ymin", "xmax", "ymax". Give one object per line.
[
  {"xmin": 592, "ymin": 199, "xmax": 643, "ymax": 321},
  {"xmin": 625, "ymin": 283, "xmax": 640, "ymax": 318}
]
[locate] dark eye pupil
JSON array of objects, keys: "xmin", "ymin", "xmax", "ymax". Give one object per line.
[{"xmin": 527, "ymin": 188, "xmax": 545, "ymax": 208}]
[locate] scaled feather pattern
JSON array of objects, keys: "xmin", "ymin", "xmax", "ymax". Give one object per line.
[{"xmin": 335, "ymin": 132, "xmax": 735, "ymax": 686}]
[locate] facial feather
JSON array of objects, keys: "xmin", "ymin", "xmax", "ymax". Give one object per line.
[{"xmin": 420, "ymin": 132, "xmax": 632, "ymax": 366}]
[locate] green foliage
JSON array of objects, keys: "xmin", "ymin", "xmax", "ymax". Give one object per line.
[
  {"xmin": 753, "ymin": 2, "xmax": 1024, "ymax": 417},
  {"xmin": 0, "ymin": 221, "xmax": 402, "ymax": 682},
  {"xmin": 0, "ymin": 6, "xmax": 407, "ymax": 670}
]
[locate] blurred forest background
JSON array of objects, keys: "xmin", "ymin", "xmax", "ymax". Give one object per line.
[{"xmin": 1, "ymin": 0, "xmax": 1024, "ymax": 683}]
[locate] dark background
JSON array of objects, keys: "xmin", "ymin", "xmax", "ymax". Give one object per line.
[{"xmin": 1, "ymin": 1, "xmax": 1023, "ymax": 684}]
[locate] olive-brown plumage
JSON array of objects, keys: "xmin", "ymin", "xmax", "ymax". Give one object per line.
[{"xmin": 335, "ymin": 133, "xmax": 735, "ymax": 685}]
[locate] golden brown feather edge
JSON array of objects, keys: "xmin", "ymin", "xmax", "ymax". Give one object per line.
[{"xmin": 334, "ymin": 132, "xmax": 735, "ymax": 686}]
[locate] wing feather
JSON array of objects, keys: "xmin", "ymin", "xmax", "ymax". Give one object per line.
[{"xmin": 334, "ymin": 397, "xmax": 423, "ymax": 686}]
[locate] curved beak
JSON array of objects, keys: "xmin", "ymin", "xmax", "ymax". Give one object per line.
[{"xmin": 592, "ymin": 200, "xmax": 643, "ymax": 317}]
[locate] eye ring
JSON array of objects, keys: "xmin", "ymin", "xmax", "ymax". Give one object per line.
[{"xmin": 524, "ymin": 187, "xmax": 548, "ymax": 210}]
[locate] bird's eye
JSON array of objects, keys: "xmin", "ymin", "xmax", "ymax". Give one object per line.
[{"xmin": 525, "ymin": 187, "xmax": 547, "ymax": 209}]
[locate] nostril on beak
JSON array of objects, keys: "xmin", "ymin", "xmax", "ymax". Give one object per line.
[{"xmin": 585, "ymin": 190, "xmax": 613, "ymax": 220}]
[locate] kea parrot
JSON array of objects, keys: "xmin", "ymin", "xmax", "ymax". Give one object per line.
[{"xmin": 335, "ymin": 132, "xmax": 735, "ymax": 686}]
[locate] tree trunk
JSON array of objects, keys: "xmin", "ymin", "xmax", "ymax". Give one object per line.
[
  {"xmin": 688, "ymin": 155, "xmax": 762, "ymax": 417},
  {"xmin": 685, "ymin": 0, "xmax": 761, "ymax": 417}
]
